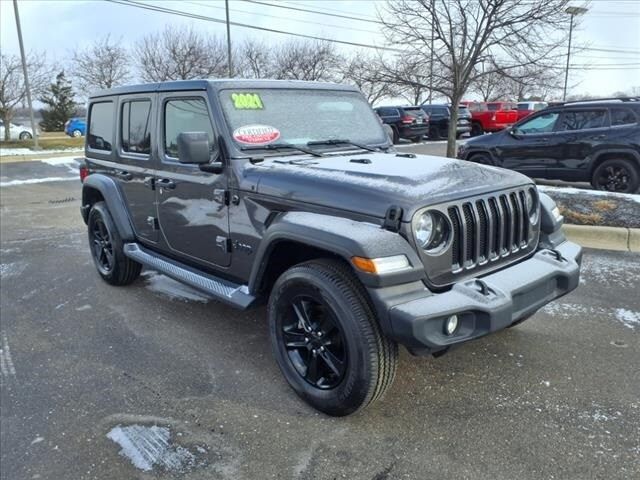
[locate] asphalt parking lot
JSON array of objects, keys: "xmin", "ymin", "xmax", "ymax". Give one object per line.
[{"xmin": 1, "ymin": 158, "xmax": 639, "ymax": 480}]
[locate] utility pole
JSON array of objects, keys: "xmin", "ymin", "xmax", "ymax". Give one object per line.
[
  {"xmin": 225, "ymin": 0, "xmax": 233, "ymax": 77},
  {"xmin": 13, "ymin": 0, "xmax": 39, "ymax": 149},
  {"xmin": 563, "ymin": 6, "xmax": 588, "ymax": 101}
]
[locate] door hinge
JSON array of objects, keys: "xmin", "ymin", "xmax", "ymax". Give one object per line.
[
  {"xmin": 144, "ymin": 177, "xmax": 155, "ymax": 190},
  {"xmin": 383, "ymin": 205, "xmax": 403, "ymax": 232},
  {"xmin": 216, "ymin": 235, "xmax": 232, "ymax": 253},
  {"xmin": 213, "ymin": 189, "xmax": 229, "ymax": 205},
  {"xmin": 146, "ymin": 216, "xmax": 159, "ymax": 230}
]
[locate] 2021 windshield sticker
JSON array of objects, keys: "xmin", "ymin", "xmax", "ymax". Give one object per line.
[
  {"xmin": 233, "ymin": 124, "xmax": 280, "ymax": 145},
  {"xmin": 231, "ymin": 92, "xmax": 264, "ymax": 110}
]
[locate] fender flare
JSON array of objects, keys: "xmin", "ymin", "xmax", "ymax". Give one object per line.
[
  {"xmin": 589, "ymin": 148, "xmax": 640, "ymax": 174},
  {"xmin": 81, "ymin": 174, "xmax": 135, "ymax": 241},
  {"xmin": 249, "ymin": 211, "xmax": 426, "ymax": 291}
]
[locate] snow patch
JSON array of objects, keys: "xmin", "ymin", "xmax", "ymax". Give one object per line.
[
  {"xmin": 0, "ymin": 262, "xmax": 26, "ymax": 277},
  {"xmin": 0, "ymin": 332, "xmax": 17, "ymax": 380},
  {"xmin": 106, "ymin": 424, "xmax": 196, "ymax": 473},
  {"xmin": 0, "ymin": 177, "xmax": 77, "ymax": 187},
  {"xmin": 142, "ymin": 271, "xmax": 209, "ymax": 303},
  {"xmin": 538, "ymin": 185, "xmax": 640, "ymax": 204},
  {"xmin": 39, "ymin": 156, "xmax": 81, "ymax": 166},
  {"xmin": 614, "ymin": 309, "xmax": 640, "ymax": 330},
  {"xmin": 0, "ymin": 147, "xmax": 83, "ymax": 156}
]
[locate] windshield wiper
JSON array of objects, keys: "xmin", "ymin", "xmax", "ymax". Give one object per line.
[
  {"xmin": 241, "ymin": 142, "xmax": 324, "ymax": 157},
  {"xmin": 307, "ymin": 138, "xmax": 382, "ymax": 152}
]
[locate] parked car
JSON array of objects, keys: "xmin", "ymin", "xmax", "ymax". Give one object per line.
[
  {"xmin": 420, "ymin": 104, "xmax": 472, "ymax": 140},
  {"xmin": 516, "ymin": 101, "xmax": 548, "ymax": 121},
  {"xmin": 461, "ymin": 101, "xmax": 518, "ymax": 136},
  {"xmin": 0, "ymin": 121, "xmax": 37, "ymax": 141},
  {"xmin": 65, "ymin": 117, "xmax": 86, "ymax": 137},
  {"xmin": 457, "ymin": 98, "xmax": 640, "ymax": 193},
  {"xmin": 374, "ymin": 106, "xmax": 429, "ymax": 143},
  {"xmin": 80, "ymin": 79, "xmax": 581, "ymax": 416}
]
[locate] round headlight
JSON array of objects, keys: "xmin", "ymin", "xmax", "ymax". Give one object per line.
[
  {"xmin": 526, "ymin": 188, "xmax": 539, "ymax": 223},
  {"xmin": 415, "ymin": 212, "xmax": 449, "ymax": 252}
]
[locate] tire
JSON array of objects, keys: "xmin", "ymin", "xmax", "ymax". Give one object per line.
[
  {"xmin": 470, "ymin": 122, "xmax": 484, "ymax": 137},
  {"xmin": 591, "ymin": 158, "xmax": 640, "ymax": 193},
  {"xmin": 469, "ymin": 152, "xmax": 495, "ymax": 166},
  {"xmin": 268, "ymin": 259, "xmax": 398, "ymax": 416},
  {"xmin": 19, "ymin": 131, "xmax": 32, "ymax": 140},
  {"xmin": 429, "ymin": 126, "xmax": 441, "ymax": 141},
  {"xmin": 391, "ymin": 127, "xmax": 399, "ymax": 144},
  {"xmin": 72, "ymin": 129, "xmax": 82, "ymax": 137},
  {"xmin": 87, "ymin": 201, "xmax": 141, "ymax": 286},
  {"xmin": 411, "ymin": 136, "xmax": 422, "ymax": 143}
]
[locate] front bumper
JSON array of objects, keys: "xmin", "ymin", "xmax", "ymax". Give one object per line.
[{"xmin": 386, "ymin": 240, "xmax": 582, "ymax": 355}]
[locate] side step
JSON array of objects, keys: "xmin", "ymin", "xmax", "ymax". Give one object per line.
[{"xmin": 123, "ymin": 243, "xmax": 256, "ymax": 309}]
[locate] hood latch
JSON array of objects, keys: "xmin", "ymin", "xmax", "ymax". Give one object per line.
[{"xmin": 383, "ymin": 205, "xmax": 403, "ymax": 232}]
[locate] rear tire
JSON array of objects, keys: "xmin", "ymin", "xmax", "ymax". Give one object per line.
[
  {"xmin": 391, "ymin": 127, "xmax": 399, "ymax": 144},
  {"xmin": 268, "ymin": 259, "xmax": 398, "ymax": 416},
  {"xmin": 411, "ymin": 136, "xmax": 422, "ymax": 143},
  {"xmin": 591, "ymin": 158, "xmax": 639, "ymax": 193},
  {"xmin": 429, "ymin": 126, "xmax": 441, "ymax": 141},
  {"xmin": 19, "ymin": 131, "xmax": 32, "ymax": 140},
  {"xmin": 471, "ymin": 122, "xmax": 484, "ymax": 137},
  {"xmin": 72, "ymin": 129, "xmax": 82, "ymax": 137},
  {"xmin": 87, "ymin": 201, "xmax": 141, "ymax": 286}
]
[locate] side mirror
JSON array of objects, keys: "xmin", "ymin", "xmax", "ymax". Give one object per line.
[
  {"xmin": 509, "ymin": 128, "xmax": 522, "ymax": 139},
  {"xmin": 177, "ymin": 132, "xmax": 217, "ymax": 165}
]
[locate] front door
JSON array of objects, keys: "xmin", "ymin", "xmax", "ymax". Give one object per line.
[
  {"xmin": 155, "ymin": 93, "xmax": 231, "ymax": 268},
  {"xmin": 496, "ymin": 111, "xmax": 561, "ymax": 178}
]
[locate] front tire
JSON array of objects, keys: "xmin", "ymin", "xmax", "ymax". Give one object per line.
[
  {"xmin": 19, "ymin": 131, "xmax": 32, "ymax": 140},
  {"xmin": 470, "ymin": 122, "xmax": 484, "ymax": 137},
  {"xmin": 469, "ymin": 152, "xmax": 495, "ymax": 166},
  {"xmin": 72, "ymin": 129, "xmax": 82, "ymax": 137},
  {"xmin": 268, "ymin": 259, "xmax": 398, "ymax": 416},
  {"xmin": 87, "ymin": 201, "xmax": 141, "ymax": 286},
  {"xmin": 591, "ymin": 158, "xmax": 639, "ymax": 193}
]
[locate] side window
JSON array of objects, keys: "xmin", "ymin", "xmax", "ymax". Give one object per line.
[
  {"xmin": 164, "ymin": 98, "xmax": 214, "ymax": 158},
  {"xmin": 610, "ymin": 107, "xmax": 637, "ymax": 126},
  {"xmin": 121, "ymin": 100, "xmax": 152, "ymax": 155},
  {"xmin": 559, "ymin": 110, "xmax": 608, "ymax": 131},
  {"xmin": 516, "ymin": 112, "xmax": 560, "ymax": 134},
  {"xmin": 88, "ymin": 102, "xmax": 113, "ymax": 151}
]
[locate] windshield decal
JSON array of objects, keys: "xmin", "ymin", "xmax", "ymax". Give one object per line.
[
  {"xmin": 233, "ymin": 124, "xmax": 280, "ymax": 145},
  {"xmin": 231, "ymin": 93, "xmax": 264, "ymax": 110}
]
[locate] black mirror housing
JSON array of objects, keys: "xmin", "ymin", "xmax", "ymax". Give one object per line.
[{"xmin": 177, "ymin": 132, "xmax": 215, "ymax": 164}]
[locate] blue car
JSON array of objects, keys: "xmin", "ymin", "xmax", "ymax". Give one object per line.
[{"xmin": 64, "ymin": 117, "xmax": 86, "ymax": 137}]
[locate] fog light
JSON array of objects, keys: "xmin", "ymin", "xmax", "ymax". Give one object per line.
[{"xmin": 444, "ymin": 315, "xmax": 459, "ymax": 335}]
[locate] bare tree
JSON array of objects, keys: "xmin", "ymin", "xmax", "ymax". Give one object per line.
[
  {"xmin": 339, "ymin": 53, "xmax": 397, "ymax": 104},
  {"xmin": 0, "ymin": 52, "xmax": 51, "ymax": 141},
  {"xmin": 134, "ymin": 26, "xmax": 227, "ymax": 82},
  {"xmin": 235, "ymin": 39, "xmax": 275, "ymax": 79},
  {"xmin": 71, "ymin": 35, "xmax": 131, "ymax": 95},
  {"xmin": 272, "ymin": 40, "xmax": 339, "ymax": 81},
  {"xmin": 472, "ymin": 63, "xmax": 563, "ymax": 101},
  {"xmin": 381, "ymin": 0, "xmax": 575, "ymax": 157}
]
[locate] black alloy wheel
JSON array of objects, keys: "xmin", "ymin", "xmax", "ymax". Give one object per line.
[
  {"xmin": 280, "ymin": 294, "xmax": 347, "ymax": 390},
  {"xmin": 91, "ymin": 215, "xmax": 115, "ymax": 275},
  {"xmin": 592, "ymin": 159, "xmax": 639, "ymax": 193}
]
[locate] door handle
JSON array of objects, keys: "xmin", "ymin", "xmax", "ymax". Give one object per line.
[
  {"xmin": 591, "ymin": 134, "xmax": 606, "ymax": 140},
  {"xmin": 115, "ymin": 170, "xmax": 132, "ymax": 181},
  {"xmin": 156, "ymin": 178, "xmax": 176, "ymax": 190}
]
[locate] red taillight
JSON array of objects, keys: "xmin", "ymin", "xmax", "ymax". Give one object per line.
[
  {"xmin": 79, "ymin": 165, "xmax": 89, "ymax": 182},
  {"xmin": 401, "ymin": 115, "xmax": 414, "ymax": 124}
]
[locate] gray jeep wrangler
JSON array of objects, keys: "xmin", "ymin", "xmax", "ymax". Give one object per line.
[{"xmin": 80, "ymin": 80, "xmax": 582, "ymax": 416}]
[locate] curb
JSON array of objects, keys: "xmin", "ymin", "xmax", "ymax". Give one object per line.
[{"xmin": 563, "ymin": 224, "xmax": 640, "ymax": 253}]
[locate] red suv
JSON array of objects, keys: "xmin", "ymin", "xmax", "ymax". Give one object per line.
[{"xmin": 462, "ymin": 101, "xmax": 518, "ymax": 136}]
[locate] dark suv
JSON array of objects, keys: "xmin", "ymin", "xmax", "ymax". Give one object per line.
[
  {"xmin": 374, "ymin": 106, "xmax": 429, "ymax": 143},
  {"xmin": 80, "ymin": 80, "xmax": 581, "ymax": 416},
  {"xmin": 458, "ymin": 98, "xmax": 640, "ymax": 193},
  {"xmin": 421, "ymin": 104, "xmax": 472, "ymax": 140}
]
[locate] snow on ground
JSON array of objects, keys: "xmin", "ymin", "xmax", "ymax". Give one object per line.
[
  {"xmin": 39, "ymin": 156, "xmax": 81, "ymax": 166},
  {"xmin": 107, "ymin": 424, "xmax": 198, "ymax": 473},
  {"xmin": 541, "ymin": 302, "xmax": 640, "ymax": 332},
  {"xmin": 0, "ymin": 177, "xmax": 77, "ymax": 187},
  {"xmin": 0, "ymin": 147, "xmax": 83, "ymax": 156},
  {"xmin": 614, "ymin": 309, "xmax": 640, "ymax": 330},
  {"xmin": 538, "ymin": 185, "xmax": 640, "ymax": 204},
  {"xmin": 142, "ymin": 271, "xmax": 210, "ymax": 303}
]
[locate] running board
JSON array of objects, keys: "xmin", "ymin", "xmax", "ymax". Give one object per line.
[{"xmin": 123, "ymin": 243, "xmax": 256, "ymax": 309}]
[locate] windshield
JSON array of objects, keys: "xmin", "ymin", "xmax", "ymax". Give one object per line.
[{"xmin": 219, "ymin": 89, "xmax": 387, "ymax": 150}]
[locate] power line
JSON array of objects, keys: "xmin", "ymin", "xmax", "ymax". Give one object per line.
[
  {"xmin": 241, "ymin": 0, "xmax": 384, "ymax": 24},
  {"xmin": 282, "ymin": 0, "xmax": 382, "ymax": 20},
  {"xmin": 105, "ymin": 0, "xmax": 401, "ymax": 52}
]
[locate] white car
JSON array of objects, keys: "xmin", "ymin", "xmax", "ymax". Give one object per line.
[{"xmin": 0, "ymin": 121, "xmax": 38, "ymax": 140}]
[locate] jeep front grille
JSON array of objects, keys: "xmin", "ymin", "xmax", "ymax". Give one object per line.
[{"xmin": 447, "ymin": 190, "xmax": 532, "ymax": 272}]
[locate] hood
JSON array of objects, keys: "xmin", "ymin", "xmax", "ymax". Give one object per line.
[{"xmin": 242, "ymin": 152, "xmax": 532, "ymax": 221}]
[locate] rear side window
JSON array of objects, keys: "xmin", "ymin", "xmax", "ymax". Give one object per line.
[
  {"xmin": 403, "ymin": 107, "xmax": 427, "ymax": 118},
  {"xmin": 121, "ymin": 100, "xmax": 152, "ymax": 155},
  {"xmin": 517, "ymin": 103, "xmax": 529, "ymax": 111},
  {"xmin": 88, "ymin": 102, "xmax": 113, "ymax": 151},
  {"xmin": 378, "ymin": 107, "xmax": 398, "ymax": 116},
  {"xmin": 610, "ymin": 107, "xmax": 637, "ymax": 126},
  {"xmin": 559, "ymin": 110, "xmax": 608, "ymax": 131},
  {"xmin": 164, "ymin": 98, "xmax": 214, "ymax": 158}
]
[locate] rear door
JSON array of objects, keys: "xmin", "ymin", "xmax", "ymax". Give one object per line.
[{"xmin": 155, "ymin": 92, "xmax": 231, "ymax": 268}]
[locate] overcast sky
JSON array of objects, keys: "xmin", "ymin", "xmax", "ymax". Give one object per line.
[{"xmin": 1, "ymin": 0, "xmax": 639, "ymax": 102}]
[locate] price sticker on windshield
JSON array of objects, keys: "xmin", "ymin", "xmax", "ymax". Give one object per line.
[
  {"xmin": 231, "ymin": 92, "xmax": 264, "ymax": 110},
  {"xmin": 233, "ymin": 124, "xmax": 280, "ymax": 145}
]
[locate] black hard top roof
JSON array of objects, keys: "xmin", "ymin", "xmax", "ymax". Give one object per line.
[{"xmin": 89, "ymin": 79, "xmax": 360, "ymax": 99}]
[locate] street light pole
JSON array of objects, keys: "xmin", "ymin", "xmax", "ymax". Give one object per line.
[
  {"xmin": 563, "ymin": 6, "xmax": 588, "ymax": 101},
  {"xmin": 225, "ymin": 0, "xmax": 233, "ymax": 77},
  {"xmin": 12, "ymin": 0, "xmax": 39, "ymax": 149}
]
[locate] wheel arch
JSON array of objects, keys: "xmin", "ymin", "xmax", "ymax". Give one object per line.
[
  {"xmin": 81, "ymin": 174, "xmax": 135, "ymax": 241},
  {"xmin": 589, "ymin": 149, "xmax": 640, "ymax": 176}
]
